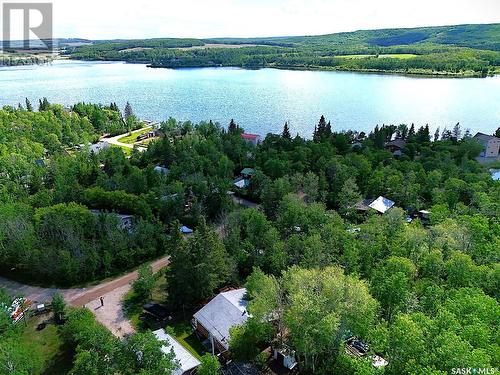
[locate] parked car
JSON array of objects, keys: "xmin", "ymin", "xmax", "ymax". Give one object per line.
[{"xmin": 139, "ymin": 303, "xmax": 172, "ymax": 329}]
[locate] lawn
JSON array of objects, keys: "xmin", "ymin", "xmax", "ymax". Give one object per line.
[
  {"xmin": 378, "ymin": 53, "xmax": 417, "ymax": 59},
  {"xmin": 165, "ymin": 321, "xmax": 206, "ymax": 360},
  {"xmin": 113, "ymin": 144, "xmax": 133, "ymax": 156},
  {"xmin": 336, "ymin": 53, "xmax": 416, "ymax": 59},
  {"xmin": 20, "ymin": 316, "xmax": 73, "ymax": 375},
  {"xmin": 117, "ymin": 128, "xmax": 152, "ymax": 144}
]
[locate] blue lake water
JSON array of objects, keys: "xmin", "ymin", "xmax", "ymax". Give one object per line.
[{"xmin": 1, "ymin": 60, "xmax": 499, "ymax": 136}]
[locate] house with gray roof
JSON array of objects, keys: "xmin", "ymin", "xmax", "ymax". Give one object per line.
[
  {"xmin": 192, "ymin": 288, "xmax": 249, "ymax": 355},
  {"xmin": 474, "ymin": 133, "xmax": 500, "ymax": 158}
]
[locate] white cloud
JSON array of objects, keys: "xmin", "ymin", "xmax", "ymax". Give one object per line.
[{"xmin": 4, "ymin": 0, "xmax": 500, "ymax": 39}]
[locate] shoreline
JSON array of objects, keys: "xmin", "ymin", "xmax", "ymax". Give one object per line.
[
  {"xmin": 72, "ymin": 58, "xmax": 495, "ymax": 79},
  {"xmin": 8, "ymin": 55, "xmax": 496, "ymax": 79}
]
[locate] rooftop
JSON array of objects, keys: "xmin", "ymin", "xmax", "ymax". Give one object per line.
[
  {"xmin": 385, "ymin": 138, "xmax": 406, "ymax": 149},
  {"xmin": 193, "ymin": 288, "xmax": 249, "ymax": 350},
  {"xmin": 474, "ymin": 132, "xmax": 499, "ymax": 142},
  {"xmin": 368, "ymin": 196, "xmax": 395, "ymax": 214},
  {"xmin": 153, "ymin": 329, "xmax": 201, "ymax": 375},
  {"xmin": 241, "ymin": 168, "xmax": 255, "ymax": 176},
  {"xmin": 241, "ymin": 133, "xmax": 260, "ymax": 140}
]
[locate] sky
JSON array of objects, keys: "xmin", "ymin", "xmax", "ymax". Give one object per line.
[{"xmin": 2, "ymin": 0, "xmax": 500, "ymax": 40}]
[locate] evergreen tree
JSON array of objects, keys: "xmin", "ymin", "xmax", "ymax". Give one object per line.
[
  {"xmin": 282, "ymin": 122, "xmax": 291, "ymax": 139},
  {"xmin": 167, "ymin": 219, "xmax": 230, "ymax": 310},
  {"xmin": 441, "ymin": 127, "xmax": 452, "ymax": 140},
  {"xmin": 434, "ymin": 127, "xmax": 440, "ymax": 142},
  {"xmin": 109, "ymin": 102, "xmax": 119, "ymax": 112},
  {"xmin": 495, "ymin": 127, "xmax": 500, "ymax": 138},
  {"xmin": 313, "ymin": 115, "xmax": 329, "ymax": 142},
  {"xmin": 407, "ymin": 123, "xmax": 416, "ymax": 140},
  {"xmin": 38, "ymin": 97, "xmax": 49, "ymax": 111},
  {"xmin": 452, "ymin": 122, "xmax": 461, "ymax": 141},
  {"xmin": 25, "ymin": 98, "xmax": 33, "ymax": 112},
  {"xmin": 228, "ymin": 119, "xmax": 238, "ymax": 134},
  {"xmin": 326, "ymin": 121, "xmax": 332, "ymax": 136},
  {"xmin": 124, "ymin": 101, "xmax": 133, "ymax": 119},
  {"xmin": 416, "ymin": 125, "xmax": 430, "ymax": 143}
]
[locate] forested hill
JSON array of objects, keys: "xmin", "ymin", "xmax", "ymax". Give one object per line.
[
  {"xmin": 208, "ymin": 23, "xmax": 500, "ymax": 51},
  {"xmin": 67, "ymin": 23, "xmax": 500, "ymax": 77}
]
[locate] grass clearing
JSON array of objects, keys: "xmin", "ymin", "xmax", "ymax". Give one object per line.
[
  {"xmin": 117, "ymin": 128, "xmax": 151, "ymax": 144},
  {"xmin": 378, "ymin": 53, "xmax": 417, "ymax": 59},
  {"xmin": 110, "ymin": 144, "xmax": 133, "ymax": 156},
  {"xmin": 336, "ymin": 53, "xmax": 417, "ymax": 59},
  {"xmin": 20, "ymin": 316, "xmax": 73, "ymax": 375},
  {"xmin": 165, "ymin": 321, "xmax": 206, "ymax": 359}
]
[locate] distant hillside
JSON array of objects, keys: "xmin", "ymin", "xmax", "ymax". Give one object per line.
[
  {"xmin": 67, "ymin": 24, "xmax": 500, "ymax": 77},
  {"xmin": 208, "ymin": 24, "xmax": 500, "ymax": 51}
]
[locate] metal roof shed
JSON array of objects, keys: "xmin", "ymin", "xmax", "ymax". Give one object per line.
[{"xmin": 153, "ymin": 329, "xmax": 201, "ymax": 375}]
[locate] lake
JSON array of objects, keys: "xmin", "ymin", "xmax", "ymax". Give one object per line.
[{"xmin": 1, "ymin": 60, "xmax": 499, "ymax": 136}]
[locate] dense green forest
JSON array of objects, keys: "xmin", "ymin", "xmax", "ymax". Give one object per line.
[
  {"xmin": 67, "ymin": 23, "xmax": 500, "ymax": 76},
  {"xmin": 0, "ymin": 101, "xmax": 499, "ymax": 374}
]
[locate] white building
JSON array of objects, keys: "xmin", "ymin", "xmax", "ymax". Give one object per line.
[{"xmin": 153, "ymin": 329, "xmax": 201, "ymax": 375}]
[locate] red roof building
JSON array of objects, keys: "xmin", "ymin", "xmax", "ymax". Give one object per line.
[{"xmin": 241, "ymin": 133, "xmax": 261, "ymax": 146}]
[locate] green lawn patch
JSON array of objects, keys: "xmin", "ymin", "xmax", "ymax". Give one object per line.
[
  {"xmin": 336, "ymin": 53, "xmax": 417, "ymax": 59},
  {"xmin": 110, "ymin": 144, "xmax": 133, "ymax": 156},
  {"xmin": 117, "ymin": 128, "xmax": 151, "ymax": 144},
  {"xmin": 378, "ymin": 53, "xmax": 417, "ymax": 59},
  {"xmin": 20, "ymin": 316, "xmax": 73, "ymax": 375},
  {"xmin": 165, "ymin": 321, "xmax": 206, "ymax": 360}
]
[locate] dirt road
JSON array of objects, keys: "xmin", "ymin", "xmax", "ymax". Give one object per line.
[
  {"xmin": 0, "ymin": 256, "xmax": 169, "ymax": 307},
  {"xmin": 69, "ymin": 256, "xmax": 169, "ymax": 307}
]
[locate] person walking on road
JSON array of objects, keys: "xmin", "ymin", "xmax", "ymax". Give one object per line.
[{"xmin": 100, "ymin": 296, "xmax": 104, "ymax": 307}]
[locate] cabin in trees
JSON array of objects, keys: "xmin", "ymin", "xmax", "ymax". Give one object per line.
[
  {"xmin": 241, "ymin": 133, "xmax": 262, "ymax": 147},
  {"xmin": 474, "ymin": 133, "xmax": 500, "ymax": 158},
  {"xmin": 90, "ymin": 210, "xmax": 134, "ymax": 231},
  {"xmin": 234, "ymin": 168, "xmax": 255, "ymax": 189},
  {"xmin": 89, "ymin": 141, "xmax": 110, "ymax": 154},
  {"xmin": 355, "ymin": 196, "xmax": 395, "ymax": 215},
  {"xmin": 384, "ymin": 138, "xmax": 406, "ymax": 156},
  {"xmin": 153, "ymin": 329, "xmax": 201, "ymax": 375},
  {"xmin": 192, "ymin": 288, "xmax": 249, "ymax": 356},
  {"xmin": 154, "ymin": 165, "xmax": 170, "ymax": 175}
]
